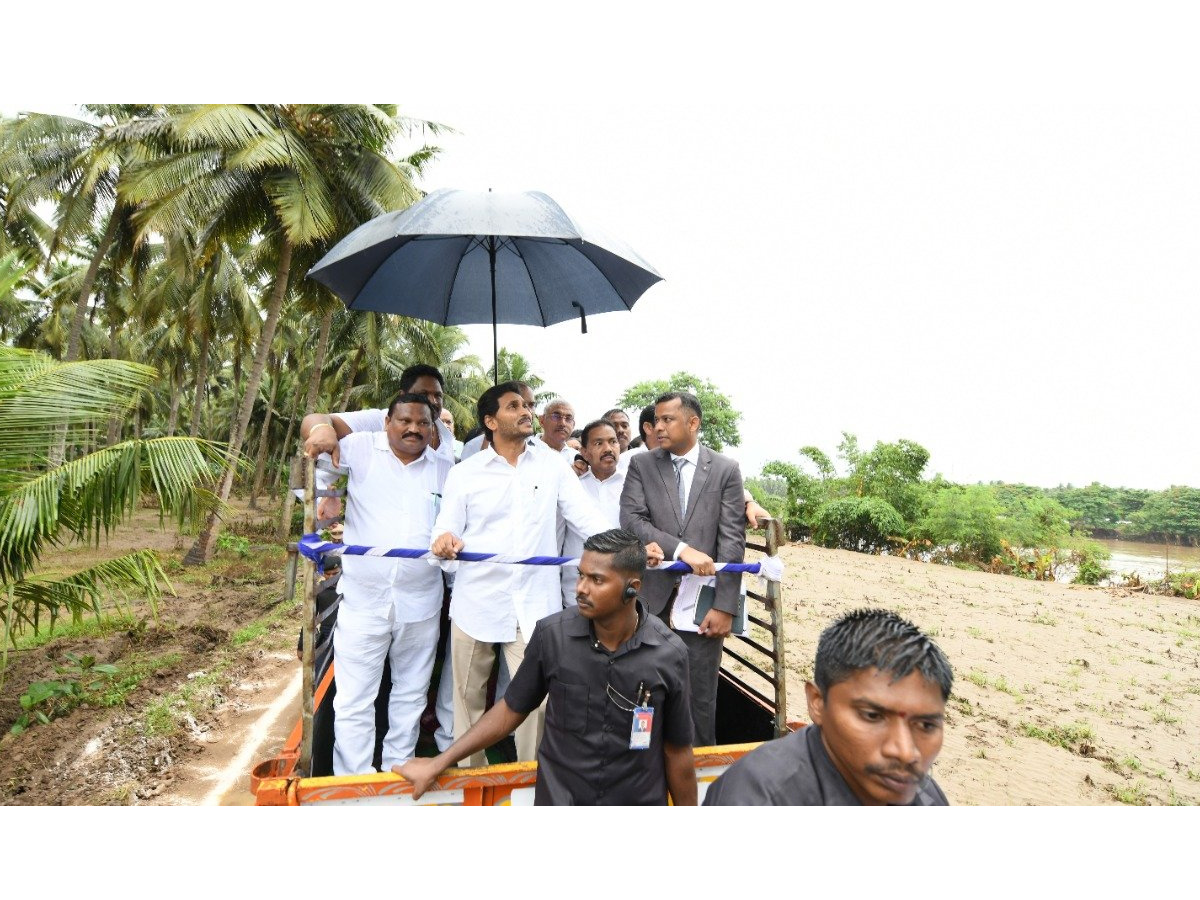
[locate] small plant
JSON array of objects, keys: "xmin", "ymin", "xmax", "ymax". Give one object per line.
[
  {"xmin": 216, "ymin": 532, "xmax": 251, "ymax": 558},
  {"xmin": 1152, "ymin": 709, "xmax": 1180, "ymax": 726},
  {"xmin": 1019, "ymin": 720, "xmax": 1095, "ymax": 750},
  {"xmin": 1109, "ymin": 781, "xmax": 1148, "ymax": 805},
  {"xmin": 965, "ymin": 670, "xmax": 989, "ymax": 689},
  {"xmin": 10, "ymin": 653, "xmax": 117, "ymax": 734}
]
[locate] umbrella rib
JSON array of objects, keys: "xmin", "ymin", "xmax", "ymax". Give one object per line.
[
  {"xmin": 442, "ymin": 235, "xmax": 482, "ymax": 325},
  {"xmin": 506, "ymin": 237, "xmax": 562, "ymax": 327}
]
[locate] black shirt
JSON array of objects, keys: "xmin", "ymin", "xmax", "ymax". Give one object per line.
[
  {"xmin": 702, "ymin": 724, "xmax": 950, "ymax": 806},
  {"xmin": 504, "ymin": 601, "xmax": 694, "ymax": 805}
]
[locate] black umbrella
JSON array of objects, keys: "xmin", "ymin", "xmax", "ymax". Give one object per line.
[{"xmin": 309, "ymin": 188, "xmax": 663, "ymax": 381}]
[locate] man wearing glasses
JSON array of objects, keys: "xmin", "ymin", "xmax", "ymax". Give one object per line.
[{"xmin": 537, "ymin": 399, "xmax": 580, "ymax": 466}]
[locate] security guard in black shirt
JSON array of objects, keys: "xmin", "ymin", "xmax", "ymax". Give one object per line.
[{"xmin": 396, "ymin": 529, "xmax": 697, "ymax": 805}]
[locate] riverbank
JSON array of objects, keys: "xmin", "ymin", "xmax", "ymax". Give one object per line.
[{"xmin": 2, "ymin": 509, "xmax": 1198, "ymax": 805}]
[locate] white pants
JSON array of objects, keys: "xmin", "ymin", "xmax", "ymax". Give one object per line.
[
  {"xmin": 332, "ymin": 605, "xmax": 440, "ymax": 776},
  {"xmin": 434, "ymin": 650, "xmax": 454, "ymax": 752}
]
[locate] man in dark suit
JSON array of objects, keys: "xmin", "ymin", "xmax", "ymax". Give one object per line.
[{"xmin": 620, "ymin": 391, "xmax": 746, "ymax": 746}]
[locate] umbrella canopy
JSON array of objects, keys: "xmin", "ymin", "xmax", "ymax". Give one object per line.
[{"xmin": 308, "ymin": 188, "xmax": 662, "ymax": 380}]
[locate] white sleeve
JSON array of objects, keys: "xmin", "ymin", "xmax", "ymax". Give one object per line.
[
  {"xmin": 557, "ymin": 463, "xmax": 612, "ymax": 541},
  {"xmin": 431, "ymin": 464, "xmax": 469, "ymax": 546},
  {"xmin": 338, "ymin": 408, "xmax": 388, "ymax": 433},
  {"xmin": 336, "ymin": 433, "xmax": 371, "ymax": 476}
]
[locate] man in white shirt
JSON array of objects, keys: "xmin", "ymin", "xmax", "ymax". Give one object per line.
[
  {"xmin": 537, "ymin": 398, "xmax": 580, "ymax": 467},
  {"xmin": 560, "ymin": 418, "xmax": 625, "ymax": 606},
  {"xmin": 331, "ymin": 394, "xmax": 452, "ymax": 775},
  {"xmin": 431, "ymin": 382, "xmax": 660, "ymax": 766},
  {"xmin": 301, "ymin": 364, "xmax": 457, "ymax": 522}
]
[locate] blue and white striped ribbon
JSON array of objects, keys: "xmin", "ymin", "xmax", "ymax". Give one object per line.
[{"xmin": 298, "ymin": 533, "xmax": 764, "ymax": 574}]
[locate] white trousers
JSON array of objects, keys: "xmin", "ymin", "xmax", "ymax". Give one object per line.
[{"xmin": 332, "ymin": 605, "xmax": 440, "ymax": 776}]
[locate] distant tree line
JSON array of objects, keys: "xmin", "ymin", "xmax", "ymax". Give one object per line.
[{"xmin": 748, "ymin": 433, "xmax": 1197, "ymax": 584}]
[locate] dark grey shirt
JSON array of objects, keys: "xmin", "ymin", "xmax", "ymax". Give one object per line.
[
  {"xmin": 504, "ymin": 601, "xmax": 694, "ymax": 805},
  {"xmin": 703, "ymin": 724, "xmax": 949, "ymax": 806}
]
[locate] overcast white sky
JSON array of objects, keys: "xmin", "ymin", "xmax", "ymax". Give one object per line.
[{"xmin": 10, "ymin": 2, "xmax": 1200, "ymax": 490}]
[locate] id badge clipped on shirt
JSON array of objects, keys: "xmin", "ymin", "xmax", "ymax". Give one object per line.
[{"xmin": 629, "ymin": 706, "xmax": 654, "ymax": 750}]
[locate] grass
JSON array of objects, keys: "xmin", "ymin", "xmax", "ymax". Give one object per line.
[
  {"xmin": 1031, "ymin": 613, "xmax": 1059, "ymax": 627},
  {"xmin": 965, "ymin": 670, "xmax": 989, "ymax": 689},
  {"xmin": 1019, "ymin": 720, "xmax": 1095, "ymax": 750},
  {"xmin": 1152, "ymin": 709, "xmax": 1180, "ymax": 726},
  {"xmin": 963, "ymin": 670, "xmax": 1024, "ymax": 701},
  {"xmin": 1109, "ymin": 781, "xmax": 1149, "ymax": 805},
  {"xmin": 966, "ymin": 627, "xmax": 994, "ymax": 643},
  {"xmin": 1168, "ymin": 789, "xmax": 1192, "ymax": 807},
  {"xmin": 12, "ymin": 613, "xmax": 141, "ymax": 651},
  {"xmin": 143, "ymin": 662, "xmax": 232, "ymax": 738},
  {"xmin": 93, "ymin": 651, "xmax": 183, "ymax": 708}
]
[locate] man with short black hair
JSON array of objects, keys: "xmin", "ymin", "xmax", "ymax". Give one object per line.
[
  {"xmin": 431, "ymin": 383, "xmax": 632, "ymax": 765},
  {"xmin": 560, "ymin": 419, "xmax": 626, "ymax": 606},
  {"xmin": 330, "ymin": 393, "xmax": 452, "ymax": 775},
  {"xmin": 397, "ymin": 529, "xmax": 696, "ymax": 805},
  {"xmin": 704, "ymin": 608, "xmax": 952, "ymax": 805},
  {"xmin": 621, "ymin": 391, "xmax": 746, "ymax": 747},
  {"xmin": 603, "ymin": 408, "xmax": 633, "ymax": 453}
]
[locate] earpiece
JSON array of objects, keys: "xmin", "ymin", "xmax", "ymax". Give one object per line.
[{"xmin": 623, "ymin": 582, "xmax": 638, "ymax": 602}]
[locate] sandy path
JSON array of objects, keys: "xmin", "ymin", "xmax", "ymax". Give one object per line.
[{"xmin": 153, "ymin": 653, "xmax": 301, "ymax": 806}]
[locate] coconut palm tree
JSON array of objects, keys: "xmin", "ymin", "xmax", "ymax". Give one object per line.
[
  {"xmin": 0, "ymin": 106, "xmax": 162, "ymax": 364},
  {"xmin": 0, "ymin": 347, "xmax": 226, "ymax": 655},
  {"xmin": 121, "ymin": 104, "xmax": 439, "ymax": 564}
]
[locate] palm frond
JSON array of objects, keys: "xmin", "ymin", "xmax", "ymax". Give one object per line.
[
  {"xmin": 0, "ymin": 435, "xmax": 228, "ymax": 583},
  {"xmin": 1, "ymin": 550, "xmax": 169, "ymax": 641}
]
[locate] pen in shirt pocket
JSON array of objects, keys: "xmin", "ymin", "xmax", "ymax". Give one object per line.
[{"xmin": 430, "ymin": 491, "xmax": 442, "ymax": 516}]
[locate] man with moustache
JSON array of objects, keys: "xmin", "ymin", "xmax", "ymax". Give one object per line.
[
  {"xmin": 329, "ymin": 393, "xmax": 452, "ymax": 775},
  {"xmin": 704, "ymin": 608, "xmax": 952, "ymax": 805},
  {"xmin": 537, "ymin": 398, "xmax": 579, "ymax": 466},
  {"xmin": 560, "ymin": 419, "xmax": 626, "ymax": 606},
  {"xmin": 301, "ymin": 364, "xmax": 456, "ymax": 522},
  {"xmin": 431, "ymin": 383, "xmax": 651, "ymax": 764},
  {"xmin": 602, "ymin": 408, "xmax": 634, "ymax": 454}
]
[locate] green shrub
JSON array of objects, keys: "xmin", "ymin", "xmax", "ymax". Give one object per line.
[{"xmin": 811, "ymin": 497, "xmax": 905, "ymax": 553}]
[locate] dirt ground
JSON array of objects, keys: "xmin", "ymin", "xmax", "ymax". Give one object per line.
[{"xmin": 2, "ymin": 506, "xmax": 1197, "ymax": 805}]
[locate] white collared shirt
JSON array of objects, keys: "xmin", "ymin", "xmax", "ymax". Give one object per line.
[
  {"xmin": 432, "ymin": 442, "xmax": 612, "ymax": 643},
  {"xmin": 315, "ymin": 408, "xmax": 455, "ymax": 490},
  {"xmin": 578, "ymin": 466, "xmax": 625, "ymax": 528},
  {"xmin": 337, "ymin": 433, "xmax": 452, "ymax": 622}
]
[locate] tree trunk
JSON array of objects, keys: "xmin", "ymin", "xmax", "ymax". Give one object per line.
[
  {"xmin": 190, "ymin": 330, "xmax": 211, "ymax": 438},
  {"xmin": 338, "ymin": 346, "xmax": 364, "ymax": 410},
  {"xmin": 248, "ymin": 362, "xmax": 280, "ymax": 509},
  {"xmin": 272, "ymin": 393, "xmax": 301, "ymax": 495},
  {"xmin": 185, "ymin": 238, "xmax": 293, "ymax": 565},
  {"xmin": 305, "ymin": 304, "xmax": 334, "ymax": 416},
  {"xmin": 50, "ymin": 209, "xmax": 122, "ymax": 467},
  {"xmin": 64, "ymin": 209, "xmax": 120, "ymax": 364},
  {"xmin": 105, "ymin": 321, "xmax": 121, "ymax": 445},
  {"xmin": 277, "ymin": 454, "xmax": 300, "ymax": 542},
  {"xmin": 166, "ymin": 370, "xmax": 182, "ymax": 436}
]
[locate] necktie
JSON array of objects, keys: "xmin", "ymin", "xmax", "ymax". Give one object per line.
[{"xmin": 673, "ymin": 457, "xmax": 687, "ymax": 519}]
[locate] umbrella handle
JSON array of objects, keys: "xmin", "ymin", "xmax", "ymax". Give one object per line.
[{"xmin": 572, "ymin": 301, "xmax": 588, "ymax": 334}]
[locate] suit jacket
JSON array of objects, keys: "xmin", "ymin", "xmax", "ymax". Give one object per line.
[{"xmin": 619, "ymin": 444, "xmax": 745, "ymax": 618}]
